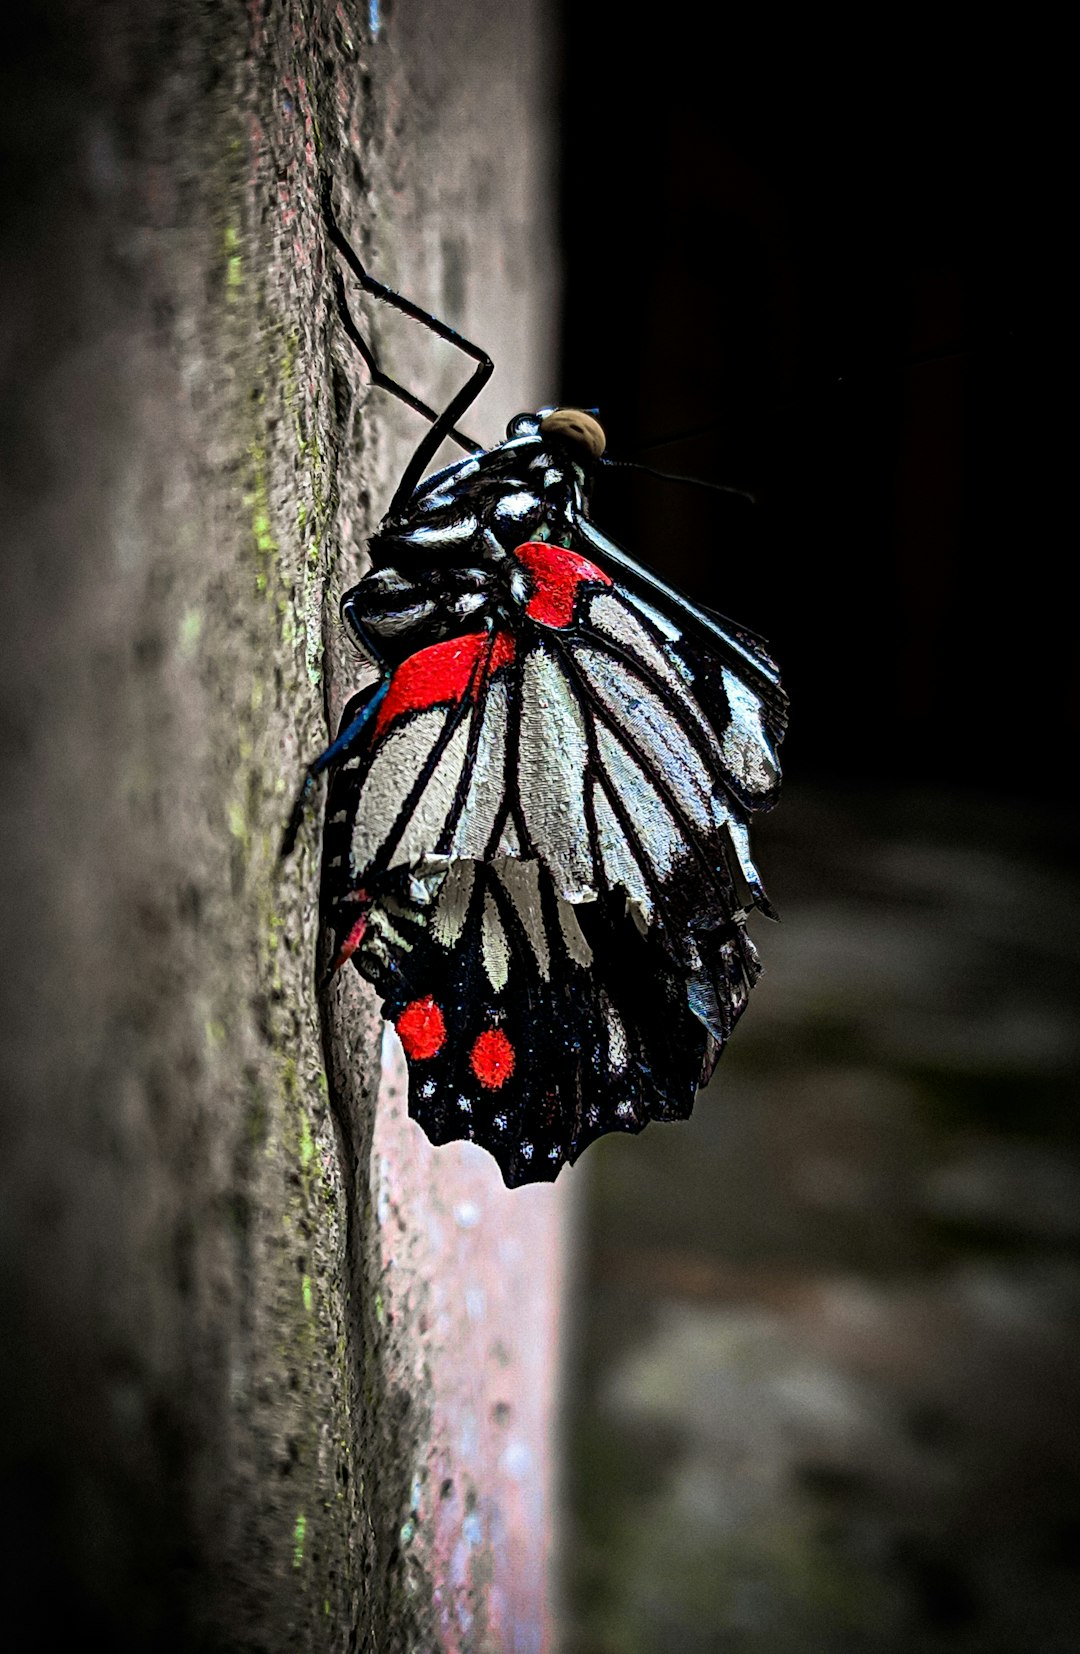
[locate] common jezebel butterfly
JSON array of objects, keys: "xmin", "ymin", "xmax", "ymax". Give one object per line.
[{"xmin": 284, "ymin": 181, "xmax": 787, "ymax": 1187}]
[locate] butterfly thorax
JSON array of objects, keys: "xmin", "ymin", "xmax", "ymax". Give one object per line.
[{"xmin": 346, "ymin": 411, "xmax": 601, "ymax": 665}]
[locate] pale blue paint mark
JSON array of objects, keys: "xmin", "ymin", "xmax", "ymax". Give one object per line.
[
  {"xmin": 500, "ymin": 1438, "xmax": 533, "ymax": 1481},
  {"xmin": 458, "ymin": 1411, "xmax": 478, "ymax": 1457},
  {"xmin": 369, "ymin": 0, "xmax": 380, "ymax": 36},
  {"xmin": 455, "ymin": 1583, "xmax": 474, "ymax": 1635},
  {"xmin": 511, "ymin": 1621, "xmax": 542, "ymax": 1654}
]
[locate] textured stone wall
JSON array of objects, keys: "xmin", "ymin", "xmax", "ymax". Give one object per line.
[{"xmin": 0, "ymin": 4, "xmax": 562, "ymax": 1648}]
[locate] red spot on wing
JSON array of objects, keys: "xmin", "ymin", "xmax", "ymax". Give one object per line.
[
  {"xmin": 396, "ymin": 996, "xmax": 447, "ymax": 1061},
  {"xmin": 470, "ymin": 1027, "xmax": 515, "ymax": 1089},
  {"xmin": 375, "ymin": 631, "xmax": 519, "ymax": 737},
  {"xmin": 513, "ymin": 541, "xmax": 612, "ymax": 628},
  {"xmin": 375, "ymin": 630, "xmax": 516, "ymax": 736},
  {"xmin": 330, "ymin": 911, "xmax": 368, "ymax": 977}
]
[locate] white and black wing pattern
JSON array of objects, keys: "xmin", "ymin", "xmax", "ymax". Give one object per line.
[
  {"xmin": 325, "ymin": 856, "xmax": 760, "ymax": 1188},
  {"xmin": 572, "ymin": 514, "xmax": 788, "ymax": 822},
  {"xmin": 502, "ymin": 539, "xmax": 785, "ymax": 979},
  {"xmin": 331, "ymin": 540, "xmax": 782, "ymax": 955},
  {"xmin": 320, "ymin": 534, "xmax": 784, "ymax": 1183}
]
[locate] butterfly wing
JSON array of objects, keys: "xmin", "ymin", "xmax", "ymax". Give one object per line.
[
  {"xmin": 321, "ymin": 533, "xmax": 784, "ymax": 1179},
  {"xmin": 507, "ymin": 541, "xmax": 782, "ymax": 946},
  {"xmin": 326, "ymin": 856, "xmax": 759, "ymax": 1186},
  {"xmin": 573, "ymin": 513, "xmax": 789, "ymax": 791}
]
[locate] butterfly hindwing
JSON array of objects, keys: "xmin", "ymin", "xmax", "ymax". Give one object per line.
[{"xmin": 338, "ymin": 858, "xmax": 759, "ymax": 1187}]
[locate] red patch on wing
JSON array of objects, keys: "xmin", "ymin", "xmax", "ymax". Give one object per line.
[
  {"xmin": 469, "ymin": 1027, "xmax": 515, "ymax": 1089},
  {"xmin": 375, "ymin": 630, "xmax": 516, "ymax": 735},
  {"xmin": 396, "ymin": 996, "xmax": 447, "ymax": 1061},
  {"xmin": 330, "ymin": 911, "xmax": 368, "ymax": 977},
  {"xmin": 513, "ymin": 541, "xmax": 612, "ymax": 628}
]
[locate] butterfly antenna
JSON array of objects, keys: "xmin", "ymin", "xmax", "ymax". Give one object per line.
[{"xmin": 599, "ymin": 456, "xmax": 756, "ymax": 505}]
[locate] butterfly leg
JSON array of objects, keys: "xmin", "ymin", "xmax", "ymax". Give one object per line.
[
  {"xmin": 280, "ymin": 620, "xmax": 390, "ymax": 864},
  {"xmin": 328, "ymin": 269, "xmax": 472, "ymax": 445},
  {"xmin": 280, "ymin": 680, "xmax": 389, "ymax": 860},
  {"xmin": 321, "ymin": 177, "xmax": 494, "ymax": 516}
]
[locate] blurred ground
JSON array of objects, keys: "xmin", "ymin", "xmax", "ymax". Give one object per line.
[{"xmin": 564, "ymin": 788, "xmax": 1080, "ymax": 1654}]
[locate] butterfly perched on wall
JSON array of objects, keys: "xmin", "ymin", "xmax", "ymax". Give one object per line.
[{"xmin": 284, "ymin": 181, "xmax": 787, "ymax": 1187}]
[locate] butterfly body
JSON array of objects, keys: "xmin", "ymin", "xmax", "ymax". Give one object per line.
[
  {"xmin": 316, "ymin": 407, "xmax": 786, "ymax": 1186},
  {"xmin": 343, "ymin": 412, "xmax": 595, "ymax": 662}
]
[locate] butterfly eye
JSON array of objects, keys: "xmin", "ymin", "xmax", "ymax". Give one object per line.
[{"xmin": 539, "ymin": 408, "xmax": 606, "ymax": 461}]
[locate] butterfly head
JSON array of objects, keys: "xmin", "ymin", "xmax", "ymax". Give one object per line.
[
  {"xmin": 506, "ymin": 407, "xmax": 607, "ymax": 464},
  {"xmin": 538, "ymin": 407, "xmax": 606, "ymax": 461}
]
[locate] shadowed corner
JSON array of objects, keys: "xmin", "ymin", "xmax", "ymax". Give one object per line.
[{"xmin": 564, "ymin": 788, "xmax": 1080, "ymax": 1652}]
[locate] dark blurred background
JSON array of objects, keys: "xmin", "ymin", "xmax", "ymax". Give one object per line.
[
  {"xmin": 556, "ymin": 12, "xmax": 1078, "ymax": 1653},
  {"xmin": 558, "ymin": 12, "xmax": 1070, "ymax": 792}
]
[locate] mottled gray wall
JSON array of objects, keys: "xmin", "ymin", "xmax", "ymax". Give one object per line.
[{"xmin": 0, "ymin": 4, "xmax": 559, "ymax": 1648}]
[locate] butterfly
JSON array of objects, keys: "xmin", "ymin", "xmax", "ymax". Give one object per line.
[{"xmin": 285, "ymin": 183, "xmax": 787, "ymax": 1187}]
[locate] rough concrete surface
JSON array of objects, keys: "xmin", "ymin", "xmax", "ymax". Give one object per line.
[{"xmin": 1, "ymin": 4, "xmax": 562, "ymax": 1649}]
